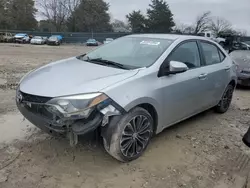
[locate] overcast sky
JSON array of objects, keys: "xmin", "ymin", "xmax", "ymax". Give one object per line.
[{"xmin": 106, "ymin": 0, "xmax": 250, "ymax": 33}]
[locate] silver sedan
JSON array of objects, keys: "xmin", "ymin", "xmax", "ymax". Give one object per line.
[{"xmin": 16, "ymin": 34, "xmax": 237, "ymax": 162}]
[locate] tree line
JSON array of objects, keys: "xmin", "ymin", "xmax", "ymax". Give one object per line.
[{"xmin": 0, "ymin": 0, "xmax": 246, "ymax": 36}]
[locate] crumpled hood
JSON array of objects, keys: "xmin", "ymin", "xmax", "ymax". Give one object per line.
[{"xmin": 20, "ymin": 57, "xmax": 139, "ymax": 97}]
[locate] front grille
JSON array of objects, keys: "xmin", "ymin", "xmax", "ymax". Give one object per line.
[
  {"xmin": 22, "ymin": 102, "xmax": 57, "ymax": 122},
  {"xmin": 20, "ymin": 91, "xmax": 52, "ymax": 103}
]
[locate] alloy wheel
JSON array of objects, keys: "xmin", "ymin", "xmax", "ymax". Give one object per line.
[
  {"xmin": 120, "ymin": 115, "xmax": 152, "ymax": 158},
  {"xmin": 221, "ymin": 86, "xmax": 234, "ymax": 110}
]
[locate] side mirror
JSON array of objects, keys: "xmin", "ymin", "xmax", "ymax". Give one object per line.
[{"xmin": 158, "ymin": 61, "xmax": 188, "ymax": 77}]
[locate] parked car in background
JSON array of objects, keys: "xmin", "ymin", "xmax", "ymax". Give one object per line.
[
  {"xmin": 14, "ymin": 33, "xmax": 30, "ymax": 43},
  {"xmin": 198, "ymin": 31, "xmax": 225, "ymax": 46},
  {"xmin": 243, "ymin": 41, "xmax": 250, "ymax": 46},
  {"xmin": 230, "ymin": 50, "xmax": 250, "ymax": 86},
  {"xmin": 103, "ymin": 38, "xmax": 114, "ymax": 44},
  {"xmin": 240, "ymin": 42, "xmax": 250, "ymax": 50},
  {"xmin": 47, "ymin": 35, "xmax": 62, "ymax": 45},
  {"xmin": 43, "ymin": 37, "xmax": 48, "ymax": 44},
  {"xmin": 30, "ymin": 36, "xmax": 46, "ymax": 45},
  {"xmin": 86, "ymin": 38, "xmax": 98, "ymax": 46},
  {"xmin": 0, "ymin": 32, "xmax": 14, "ymax": 43},
  {"xmin": 16, "ymin": 34, "xmax": 237, "ymax": 162}
]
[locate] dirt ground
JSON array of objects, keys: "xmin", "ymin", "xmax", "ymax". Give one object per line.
[{"xmin": 0, "ymin": 43, "xmax": 250, "ymax": 188}]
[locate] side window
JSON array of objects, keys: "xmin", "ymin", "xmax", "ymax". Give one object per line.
[
  {"xmin": 200, "ymin": 42, "xmax": 221, "ymax": 65},
  {"xmin": 168, "ymin": 41, "xmax": 201, "ymax": 69}
]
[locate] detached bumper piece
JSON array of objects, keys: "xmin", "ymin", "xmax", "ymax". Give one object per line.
[
  {"xmin": 17, "ymin": 91, "xmax": 103, "ymax": 137},
  {"xmin": 243, "ymin": 126, "xmax": 250, "ymax": 148}
]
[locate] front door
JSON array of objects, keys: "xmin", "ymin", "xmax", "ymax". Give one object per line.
[{"xmin": 159, "ymin": 41, "xmax": 210, "ymax": 127}]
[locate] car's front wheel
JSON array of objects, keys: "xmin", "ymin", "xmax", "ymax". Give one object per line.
[
  {"xmin": 103, "ymin": 107, "xmax": 154, "ymax": 162},
  {"xmin": 214, "ymin": 84, "xmax": 234, "ymax": 113}
]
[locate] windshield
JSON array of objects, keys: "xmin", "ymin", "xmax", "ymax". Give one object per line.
[
  {"xmin": 49, "ymin": 36, "xmax": 57, "ymax": 40},
  {"xmin": 81, "ymin": 37, "xmax": 173, "ymax": 68},
  {"xmin": 87, "ymin": 39, "xmax": 96, "ymax": 42},
  {"xmin": 15, "ymin": 34, "xmax": 26, "ymax": 37}
]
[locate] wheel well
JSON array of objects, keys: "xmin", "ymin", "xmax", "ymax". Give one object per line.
[
  {"xmin": 229, "ymin": 80, "xmax": 236, "ymax": 88},
  {"xmin": 138, "ymin": 103, "xmax": 158, "ymax": 133}
]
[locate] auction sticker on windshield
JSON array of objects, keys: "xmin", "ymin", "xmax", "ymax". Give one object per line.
[{"xmin": 140, "ymin": 41, "xmax": 160, "ymax": 45}]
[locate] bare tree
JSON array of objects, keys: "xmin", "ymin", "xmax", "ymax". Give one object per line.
[
  {"xmin": 209, "ymin": 17, "xmax": 232, "ymax": 36},
  {"xmin": 111, "ymin": 19, "xmax": 130, "ymax": 32},
  {"xmin": 66, "ymin": 0, "xmax": 80, "ymax": 13},
  {"xmin": 193, "ymin": 11, "xmax": 211, "ymax": 34},
  {"xmin": 38, "ymin": 0, "xmax": 80, "ymax": 32},
  {"xmin": 173, "ymin": 23, "xmax": 195, "ymax": 34},
  {"xmin": 238, "ymin": 30, "xmax": 247, "ymax": 36}
]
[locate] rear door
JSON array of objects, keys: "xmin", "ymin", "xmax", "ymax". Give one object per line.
[{"xmin": 198, "ymin": 40, "xmax": 230, "ymax": 107}]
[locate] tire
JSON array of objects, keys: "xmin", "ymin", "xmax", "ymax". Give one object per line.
[
  {"xmin": 214, "ymin": 84, "xmax": 234, "ymax": 113},
  {"xmin": 103, "ymin": 107, "xmax": 154, "ymax": 162}
]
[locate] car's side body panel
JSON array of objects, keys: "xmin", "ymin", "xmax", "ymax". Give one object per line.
[
  {"xmin": 104, "ymin": 37, "xmax": 236, "ymax": 134},
  {"xmin": 17, "ymin": 34, "xmax": 237, "ymax": 136}
]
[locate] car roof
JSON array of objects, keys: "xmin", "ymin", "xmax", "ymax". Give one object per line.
[{"xmin": 125, "ymin": 34, "xmax": 212, "ymax": 41}]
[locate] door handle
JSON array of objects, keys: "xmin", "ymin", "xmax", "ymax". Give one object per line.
[
  {"xmin": 225, "ymin": 66, "xmax": 230, "ymax": 71},
  {"xmin": 198, "ymin": 73, "xmax": 207, "ymax": 80}
]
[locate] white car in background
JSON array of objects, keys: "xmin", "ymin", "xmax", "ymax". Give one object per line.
[
  {"xmin": 30, "ymin": 36, "xmax": 46, "ymax": 45},
  {"xmin": 104, "ymin": 38, "xmax": 114, "ymax": 44},
  {"xmin": 14, "ymin": 33, "xmax": 30, "ymax": 43},
  {"xmin": 198, "ymin": 31, "xmax": 226, "ymax": 46}
]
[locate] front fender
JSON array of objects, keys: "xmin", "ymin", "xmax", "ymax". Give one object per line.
[{"xmin": 123, "ymin": 97, "xmax": 160, "ymax": 113}]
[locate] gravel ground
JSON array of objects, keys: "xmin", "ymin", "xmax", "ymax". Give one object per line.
[{"xmin": 0, "ymin": 43, "xmax": 250, "ymax": 188}]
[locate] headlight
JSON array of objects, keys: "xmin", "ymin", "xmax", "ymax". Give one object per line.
[{"xmin": 46, "ymin": 93, "xmax": 109, "ymax": 118}]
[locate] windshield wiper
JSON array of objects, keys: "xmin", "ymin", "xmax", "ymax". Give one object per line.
[{"xmin": 86, "ymin": 58, "xmax": 130, "ymax": 70}]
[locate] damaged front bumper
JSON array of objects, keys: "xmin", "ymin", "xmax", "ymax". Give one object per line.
[{"xmin": 16, "ymin": 90, "xmax": 124, "ymax": 144}]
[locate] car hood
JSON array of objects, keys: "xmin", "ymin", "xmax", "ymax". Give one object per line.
[{"xmin": 19, "ymin": 57, "xmax": 139, "ymax": 97}]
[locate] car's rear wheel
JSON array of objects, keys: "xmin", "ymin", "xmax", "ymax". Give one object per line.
[
  {"xmin": 103, "ymin": 107, "xmax": 154, "ymax": 162},
  {"xmin": 214, "ymin": 84, "xmax": 234, "ymax": 113}
]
